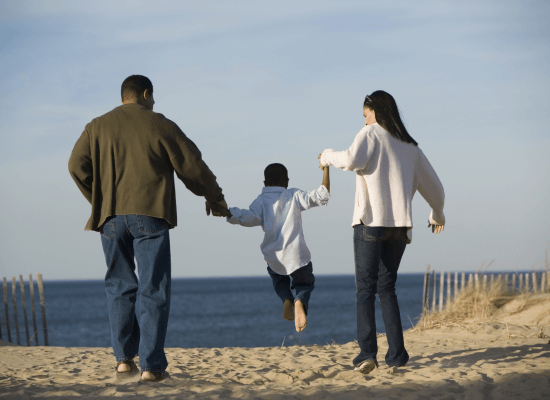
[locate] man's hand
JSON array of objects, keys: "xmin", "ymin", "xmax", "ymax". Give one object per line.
[
  {"xmin": 318, "ymin": 154, "xmax": 324, "ymax": 170},
  {"xmin": 206, "ymin": 199, "xmax": 231, "ymax": 217},
  {"xmin": 428, "ymin": 222, "xmax": 444, "ymax": 234}
]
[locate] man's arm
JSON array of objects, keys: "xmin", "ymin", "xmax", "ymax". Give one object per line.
[
  {"xmin": 163, "ymin": 120, "xmax": 228, "ymax": 215},
  {"xmin": 68, "ymin": 130, "xmax": 93, "ymax": 204}
]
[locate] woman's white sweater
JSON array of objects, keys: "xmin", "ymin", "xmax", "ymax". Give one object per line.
[{"xmin": 320, "ymin": 123, "xmax": 445, "ymax": 243}]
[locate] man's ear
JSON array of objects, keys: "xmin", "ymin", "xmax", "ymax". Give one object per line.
[{"xmin": 143, "ymin": 89, "xmax": 149, "ymax": 100}]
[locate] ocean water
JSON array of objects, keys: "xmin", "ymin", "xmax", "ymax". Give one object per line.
[{"xmin": 1, "ymin": 274, "xmax": 426, "ymax": 348}]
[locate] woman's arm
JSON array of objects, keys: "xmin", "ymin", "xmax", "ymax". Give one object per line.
[
  {"xmin": 319, "ymin": 126, "xmax": 375, "ymax": 172},
  {"xmin": 417, "ymin": 149, "xmax": 445, "ymax": 228}
]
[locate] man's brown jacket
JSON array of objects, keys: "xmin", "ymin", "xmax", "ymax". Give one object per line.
[{"xmin": 69, "ymin": 103, "xmax": 224, "ymax": 231}]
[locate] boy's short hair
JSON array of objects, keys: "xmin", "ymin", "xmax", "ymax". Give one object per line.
[{"xmin": 264, "ymin": 163, "xmax": 288, "ymax": 186}]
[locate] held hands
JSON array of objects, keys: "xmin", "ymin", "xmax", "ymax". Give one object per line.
[
  {"xmin": 206, "ymin": 199, "xmax": 231, "ymax": 217},
  {"xmin": 428, "ymin": 222, "xmax": 444, "ymax": 234}
]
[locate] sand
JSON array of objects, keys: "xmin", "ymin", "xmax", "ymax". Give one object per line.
[{"xmin": 1, "ymin": 296, "xmax": 550, "ymax": 399}]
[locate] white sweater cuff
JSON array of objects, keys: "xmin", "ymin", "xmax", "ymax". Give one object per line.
[
  {"xmin": 429, "ymin": 210, "xmax": 445, "ymax": 225},
  {"xmin": 320, "ymin": 149, "xmax": 334, "ymax": 167}
]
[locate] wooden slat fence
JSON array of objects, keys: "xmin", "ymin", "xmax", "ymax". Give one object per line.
[
  {"xmin": 422, "ymin": 267, "xmax": 550, "ymax": 315},
  {"xmin": 0, "ymin": 273, "xmax": 48, "ymax": 346}
]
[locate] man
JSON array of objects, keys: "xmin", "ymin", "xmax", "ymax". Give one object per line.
[{"xmin": 69, "ymin": 75, "xmax": 229, "ymax": 382}]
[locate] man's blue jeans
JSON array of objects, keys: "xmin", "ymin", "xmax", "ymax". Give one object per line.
[
  {"xmin": 100, "ymin": 215, "xmax": 171, "ymax": 372},
  {"xmin": 267, "ymin": 262, "xmax": 315, "ymax": 315},
  {"xmin": 353, "ymin": 225, "xmax": 409, "ymax": 368}
]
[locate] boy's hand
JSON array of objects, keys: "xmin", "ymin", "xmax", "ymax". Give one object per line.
[{"xmin": 206, "ymin": 200, "xmax": 231, "ymax": 217}]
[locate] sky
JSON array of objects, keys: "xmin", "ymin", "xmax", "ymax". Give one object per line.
[{"xmin": 1, "ymin": 0, "xmax": 549, "ymax": 281}]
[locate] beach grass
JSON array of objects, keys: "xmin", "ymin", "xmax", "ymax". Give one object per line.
[{"xmin": 414, "ymin": 269, "xmax": 550, "ymax": 332}]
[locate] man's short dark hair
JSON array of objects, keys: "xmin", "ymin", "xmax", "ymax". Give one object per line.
[
  {"xmin": 264, "ymin": 163, "xmax": 288, "ymax": 186},
  {"xmin": 121, "ymin": 75, "xmax": 153, "ymax": 101}
]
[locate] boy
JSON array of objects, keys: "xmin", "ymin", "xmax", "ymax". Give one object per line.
[{"xmin": 226, "ymin": 163, "xmax": 330, "ymax": 332}]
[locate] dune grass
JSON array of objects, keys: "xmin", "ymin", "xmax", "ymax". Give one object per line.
[{"xmin": 413, "ymin": 271, "xmax": 550, "ymax": 332}]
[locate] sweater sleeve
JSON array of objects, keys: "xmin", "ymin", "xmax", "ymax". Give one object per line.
[
  {"xmin": 163, "ymin": 119, "xmax": 224, "ymax": 203},
  {"xmin": 416, "ymin": 149, "xmax": 445, "ymax": 225},
  {"xmin": 320, "ymin": 126, "xmax": 375, "ymax": 171},
  {"xmin": 68, "ymin": 129, "xmax": 93, "ymax": 204}
]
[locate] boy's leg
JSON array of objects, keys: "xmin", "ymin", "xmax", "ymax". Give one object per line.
[
  {"xmin": 290, "ymin": 262, "xmax": 315, "ymax": 332},
  {"xmin": 290, "ymin": 262, "xmax": 315, "ymax": 315},
  {"xmin": 267, "ymin": 266, "xmax": 294, "ymax": 321}
]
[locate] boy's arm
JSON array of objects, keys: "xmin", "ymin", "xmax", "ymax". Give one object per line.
[
  {"xmin": 322, "ymin": 166, "xmax": 330, "ymax": 193},
  {"xmin": 295, "ymin": 167, "xmax": 331, "ymax": 211},
  {"xmin": 226, "ymin": 198, "xmax": 263, "ymax": 227}
]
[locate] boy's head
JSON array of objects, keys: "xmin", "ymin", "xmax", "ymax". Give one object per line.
[{"xmin": 264, "ymin": 163, "xmax": 289, "ymax": 188}]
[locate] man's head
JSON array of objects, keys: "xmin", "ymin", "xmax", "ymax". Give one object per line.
[
  {"xmin": 264, "ymin": 163, "xmax": 289, "ymax": 188},
  {"xmin": 121, "ymin": 75, "xmax": 155, "ymax": 110}
]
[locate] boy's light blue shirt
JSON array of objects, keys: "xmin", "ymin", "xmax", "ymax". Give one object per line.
[{"xmin": 227, "ymin": 185, "xmax": 330, "ymax": 275}]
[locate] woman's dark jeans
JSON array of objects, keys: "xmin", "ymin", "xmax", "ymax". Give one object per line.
[{"xmin": 353, "ymin": 225, "xmax": 409, "ymax": 368}]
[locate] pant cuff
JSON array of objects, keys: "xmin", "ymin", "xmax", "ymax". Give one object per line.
[
  {"xmin": 141, "ymin": 367, "xmax": 166, "ymax": 373},
  {"xmin": 294, "ymin": 298, "xmax": 308, "ymax": 316},
  {"xmin": 116, "ymin": 354, "xmax": 137, "ymax": 363}
]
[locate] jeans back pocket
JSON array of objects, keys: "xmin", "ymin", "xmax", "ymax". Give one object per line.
[
  {"xmin": 100, "ymin": 217, "xmax": 116, "ymax": 239},
  {"xmin": 137, "ymin": 215, "xmax": 167, "ymax": 234}
]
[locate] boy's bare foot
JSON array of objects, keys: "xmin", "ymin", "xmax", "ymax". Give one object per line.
[
  {"xmin": 294, "ymin": 300, "xmax": 307, "ymax": 332},
  {"xmin": 283, "ymin": 298, "xmax": 295, "ymax": 321}
]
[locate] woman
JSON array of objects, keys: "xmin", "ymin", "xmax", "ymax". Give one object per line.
[{"xmin": 319, "ymin": 90, "xmax": 445, "ymax": 374}]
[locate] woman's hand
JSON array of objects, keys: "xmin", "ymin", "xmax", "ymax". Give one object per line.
[{"xmin": 428, "ymin": 222, "xmax": 444, "ymax": 234}]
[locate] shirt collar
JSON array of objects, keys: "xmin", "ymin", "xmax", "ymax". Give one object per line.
[{"xmin": 262, "ymin": 186, "xmax": 286, "ymax": 194}]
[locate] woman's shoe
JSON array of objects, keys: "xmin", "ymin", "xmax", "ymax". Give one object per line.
[{"xmin": 354, "ymin": 359, "xmax": 379, "ymax": 374}]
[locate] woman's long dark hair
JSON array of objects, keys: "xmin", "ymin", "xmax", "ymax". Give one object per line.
[{"xmin": 364, "ymin": 90, "xmax": 418, "ymax": 146}]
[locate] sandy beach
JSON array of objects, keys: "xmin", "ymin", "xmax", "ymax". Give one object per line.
[{"xmin": 1, "ymin": 294, "xmax": 549, "ymax": 399}]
